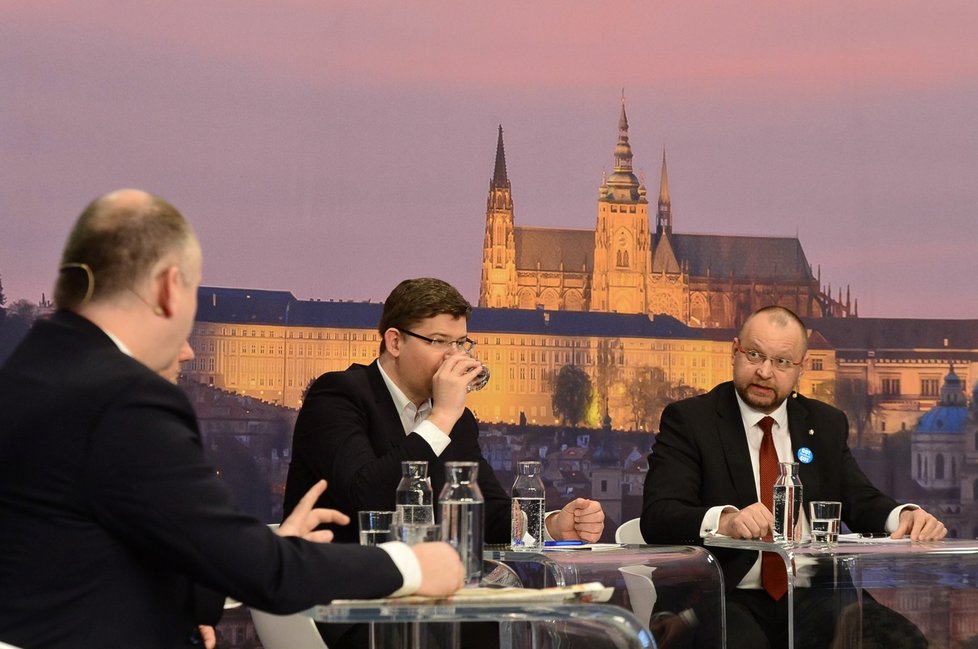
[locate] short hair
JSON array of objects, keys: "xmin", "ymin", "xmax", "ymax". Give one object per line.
[
  {"xmin": 740, "ymin": 305, "xmax": 809, "ymax": 355},
  {"xmin": 54, "ymin": 190, "xmax": 196, "ymax": 310},
  {"xmin": 377, "ymin": 278, "xmax": 472, "ymax": 354}
]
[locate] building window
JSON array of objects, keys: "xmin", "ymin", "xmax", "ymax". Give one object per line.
[
  {"xmin": 921, "ymin": 378, "xmax": 940, "ymax": 397},
  {"xmin": 881, "ymin": 378, "xmax": 901, "ymax": 396},
  {"xmin": 810, "ymin": 358, "xmax": 823, "ymax": 371}
]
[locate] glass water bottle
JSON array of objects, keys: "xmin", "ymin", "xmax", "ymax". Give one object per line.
[
  {"xmin": 395, "ymin": 460, "xmax": 433, "ymax": 524},
  {"xmin": 773, "ymin": 461, "xmax": 803, "ymax": 545},
  {"xmin": 511, "ymin": 461, "xmax": 546, "ymax": 551},
  {"xmin": 439, "ymin": 461, "xmax": 484, "ymax": 586}
]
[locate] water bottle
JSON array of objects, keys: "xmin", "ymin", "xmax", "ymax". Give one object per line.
[
  {"xmin": 773, "ymin": 461, "xmax": 803, "ymax": 545},
  {"xmin": 395, "ymin": 460, "xmax": 433, "ymax": 524},
  {"xmin": 439, "ymin": 461, "xmax": 484, "ymax": 586},
  {"xmin": 511, "ymin": 460, "xmax": 546, "ymax": 551}
]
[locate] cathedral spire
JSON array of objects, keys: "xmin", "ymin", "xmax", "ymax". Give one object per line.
[
  {"xmin": 656, "ymin": 148, "xmax": 673, "ymax": 237},
  {"xmin": 618, "ymin": 89, "xmax": 629, "ymax": 134},
  {"xmin": 614, "ymin": 92, "xmax": 634, "ymax": 175},
  {"xmin": 492, "ymin": 125, "xmax": 510, "ymax": 189},
  {"xmin": 601, "ymin": 92, "xmax": 643, "ymax": 202},
  {"xmin": 659, "ymin": 149, "xmax": 670, "ymax": 205}
]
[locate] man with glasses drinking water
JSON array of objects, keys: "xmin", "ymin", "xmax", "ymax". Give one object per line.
[
  {"xmin": 641, "ymin": 305, "xmax": 945, "ymax": 649},
  {"xmin": 283, "ymin": 277, "xmax": 605, "ymax": 649}
]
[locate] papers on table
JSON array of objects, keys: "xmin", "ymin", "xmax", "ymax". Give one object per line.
[
  {"xmin": 543, "ymin": 542, "xmax": 625, "ymax": 551},
  {"xmin": 331, "ymin": 581, "xmax": 614, "ymax": 606},
  {"xmin": 837, "ymin": 533, "xmax": 911, "ymax": 544}
]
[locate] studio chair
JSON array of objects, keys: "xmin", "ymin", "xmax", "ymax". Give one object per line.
[
  {"xmin": 251, "ymin": 609, "xmax": 328, "ymax": 649},
  {"xmin": 615, "ymin": 517, "xmax": 645, "ymax": 544}
]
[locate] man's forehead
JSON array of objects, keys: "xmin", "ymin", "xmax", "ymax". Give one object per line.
[{"xmin": 414, "ymin": 314, "xmax": 468, "ymax": 335}]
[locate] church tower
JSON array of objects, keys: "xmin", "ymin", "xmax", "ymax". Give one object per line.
[
  {"xmin": 655, "ymin": 149, "xmax": 672, "ymax": 241},
  {"xmin": 479, "ymin": 126, "xmax": 518, "ymax": 308},
  {"xmin": 590, "ymin": 95, "xmax": 651, "ymax": 314}
]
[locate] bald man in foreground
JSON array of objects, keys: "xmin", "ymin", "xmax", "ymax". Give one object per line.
[{"xmin": 0, "ymin": 189, "xmax": 462, "ymax": 649}]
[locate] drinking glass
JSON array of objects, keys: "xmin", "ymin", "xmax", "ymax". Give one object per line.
[
  {"xmin": 809, "ymin": 501, "xmax": 842, "ymax": 547},
  {"xmin": 358, "ymin": 510, "xmax": 395, "ymax": 546},
  {"xmin": 465, "ymin": 351, "xmax": 490, "ymax": 392}
]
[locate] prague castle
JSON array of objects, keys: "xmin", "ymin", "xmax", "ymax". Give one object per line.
[{"xmin": 479, "ymin": 98, "xmax": 853, "ymax": 328}]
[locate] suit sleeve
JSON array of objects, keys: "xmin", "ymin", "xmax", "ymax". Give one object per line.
[
  {"xmin": 641, "ymin": 401, "xmax": 713, "ymax": 545},
  {"xmin": 85, "ymin": 376, "xmax": 405, "ymax": 613},
  {"xmin": 286, "ymin": 371, "xmax": 438, "ymax": 521}
]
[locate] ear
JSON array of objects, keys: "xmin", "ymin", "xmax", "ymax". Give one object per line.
[
  {"xmin": 383, "ymin": 327, "xmax": 402, "ymax": 358},
  {"xmin": 731, "ymin": 337, "xmax": 739, "ymax": 365},
  {"xmin": 155, "ymin": 266, "xmax": 182, "ymax": 318}
]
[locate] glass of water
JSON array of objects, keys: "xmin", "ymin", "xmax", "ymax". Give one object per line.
[
  {"xmin": 465, "ymin": 351, "xmax": 490, "ymax": 392},
  {"xmin": 358, "ymin": 510, "xmax": 395, "ymax": 546},
  {"xmin": 809, "ymin": 501, "xmax": 842, "ymax": 547}
]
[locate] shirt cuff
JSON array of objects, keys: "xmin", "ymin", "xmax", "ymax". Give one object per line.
[
  {"xmin": 542, "ymin": 511, "xmax": 560, "ymax": 541},
  {"xmin": 378, "ymin": 541, "xmax": 422, "ymax": 597},
  {"xmin": 701, "ymin": 505, "xmax": 735, "ymax": 537},
  {"xmin": 885, "ymin": 504, "xmax": 919, "ymax": 533},
  {"xmin": 414, "ymin": 420, "xmax": 451, "ymax": 456}
]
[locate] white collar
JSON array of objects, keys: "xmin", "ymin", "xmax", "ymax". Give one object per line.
[
  {"xmin": 734, "ymin": 390, "xmax": 789, "ymax": 432},
  {"xmin": 376, "ymin": 360, "xmax": 431, "ymax": 415}
]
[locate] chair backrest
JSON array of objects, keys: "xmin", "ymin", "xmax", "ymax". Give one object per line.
[
  {"xmin": 615, "ymin": 517, "xmax": 646, "ymax": 544},
  {"xmin": 250, "ymin": 608, "xmax": 328, "ymax": 649}
]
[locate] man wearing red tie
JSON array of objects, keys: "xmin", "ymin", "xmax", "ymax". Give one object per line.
[{"xmin": 642, "ymin": 305, "xmax": 945, "ymax": 649}]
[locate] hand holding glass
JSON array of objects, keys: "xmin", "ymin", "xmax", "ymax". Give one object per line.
[{"xmin": 465, "ymin": 350, "xmax": 490, "ymax": 392}]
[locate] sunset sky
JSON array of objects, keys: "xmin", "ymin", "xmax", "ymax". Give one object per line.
[{"xmin": 2, "ymin": 1, "xmax": 977, "ymax": 318}]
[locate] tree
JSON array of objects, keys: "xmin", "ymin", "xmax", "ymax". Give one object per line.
[
  {"xmin": 625, "ymin": 368, "xmax": 706, "ymax": 432},
  {"xmin": 551, "ymin": 364, "xmax": 592, "ymax": 427},
  {"xmin": 0, "ymin": 272, "xmax": 6, "ymax": 307},
  {"xmin": 0, "ymin": 299, "xmax": 39, "ymax": 365},
  {"xmin": 833, "ymin": 377, "xmax": 878, "ymax": 449},
  {"xmin": 593, "ymin": 338, "xmax": 622, "ymax": 424},
  {"xmin": 625, "ymin": 367, "xmax": 674, "ymax": 432}
]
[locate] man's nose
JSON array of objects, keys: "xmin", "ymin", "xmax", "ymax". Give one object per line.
[{"xmin": 755, "ymin": 359, "xmax": 775, "ymax": 378}]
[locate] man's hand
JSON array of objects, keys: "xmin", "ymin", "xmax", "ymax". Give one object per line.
[
  {"xmin": 546, "ymin": 498, "xmax": 605, "ymax": 542},
  {"xmin": 196, "ymin": 625, "xmax": 216, "ymax": 649},
  {"xmin": 276, "ymin": 480, "xmax": 350, "ymax": 543},
  {"xmin": 892, "ymin": 507, "xmax": 947, "ymax": 541},
  {"xmin": 412, "ymin": 542, "xmax": 465, "ymax": 596},
  {"xmin": 428, "ymin": 350, "xmax": 483, "ymax": 433},
  {"xmin": 718, "ymin": 503, "xmax": 773, "ymax": 539}
]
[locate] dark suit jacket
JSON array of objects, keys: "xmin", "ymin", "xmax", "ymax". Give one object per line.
[
  {"xmin": 283, "ymin": 361, "xmax": 512, "ymax": 544},
  {"xmin": 641, "ymin": 381, "xmax": 898, "ymax": 591},
  {"xmin": 0, "ymin": 312, "xmax": 403, "ymax": 649}
]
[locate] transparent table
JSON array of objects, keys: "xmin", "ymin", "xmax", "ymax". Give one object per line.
[
  {"xmin": 486, "ymin": 544, "xmax": 725, "ymax": 649},
  {"xmin": 310, "ymin": 598, "xmax": 657, "ymax": 649},
  {"xmin": 704, "ymin": 536, "xmax": 978, "ymax": 649}
]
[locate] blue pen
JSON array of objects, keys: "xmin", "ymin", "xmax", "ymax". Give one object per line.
[{"xmin": 544, "ymin": 540, "xmax": 586, "ymax": 547}]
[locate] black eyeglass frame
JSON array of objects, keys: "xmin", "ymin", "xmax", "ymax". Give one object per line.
[{"xmin": 397, "ymin": 328, "xmax": 476, "ymax": 353}]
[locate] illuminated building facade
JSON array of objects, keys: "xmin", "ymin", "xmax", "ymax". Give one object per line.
[
  {"xmin": 189, "ymin": 287, "xmax": 976, "ymax": 436},
  {"xmin": 479, "ymin": 98, "xmax": 853, "ymax": 327}
]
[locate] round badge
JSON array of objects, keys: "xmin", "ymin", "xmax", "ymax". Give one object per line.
[{"xmin": 797, "ymin": 447, "xmax": 814, "ymax": 464}]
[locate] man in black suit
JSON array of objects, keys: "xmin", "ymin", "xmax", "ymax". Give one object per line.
[
  {"xmin": 0, "ymin": 190, "xmax": 463, "ymax": 649},
  {"xmin": 284, "ymin": 277, "xmax": 606, "ymax": 648},
  {"xmin": 642, "ymin": 305, "xmax": 945, "ymax": 649}
]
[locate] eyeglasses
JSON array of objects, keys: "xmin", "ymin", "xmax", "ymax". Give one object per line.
[
  {"xmin": 734, "ymin": 340, "xmax": 802, "ymax": 372},
  {"xmin": 397, "ymin": 328, "xmax": 476, "ymax": 353}
]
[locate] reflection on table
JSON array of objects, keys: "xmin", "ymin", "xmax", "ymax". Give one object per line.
[
  {"xmin": 705, "ymin": 537, "xmax": 978, "ymax": 649},
  {"xmin": 486, "ymin": 544, "xmax": 725, "ymax": 649},
  {"xmin": 310, "ymin": 599, "xmax": 656, "ymax": 649}
]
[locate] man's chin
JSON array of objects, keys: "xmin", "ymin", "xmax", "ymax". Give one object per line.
[{"xmin": 737, "ymin": 386, "xmax": 781, "ymax": 413}]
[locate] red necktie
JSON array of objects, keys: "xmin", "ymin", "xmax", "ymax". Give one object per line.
[{"xmin": 758, "ymin": 415, "xmax": 787, "ymax": 600}]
